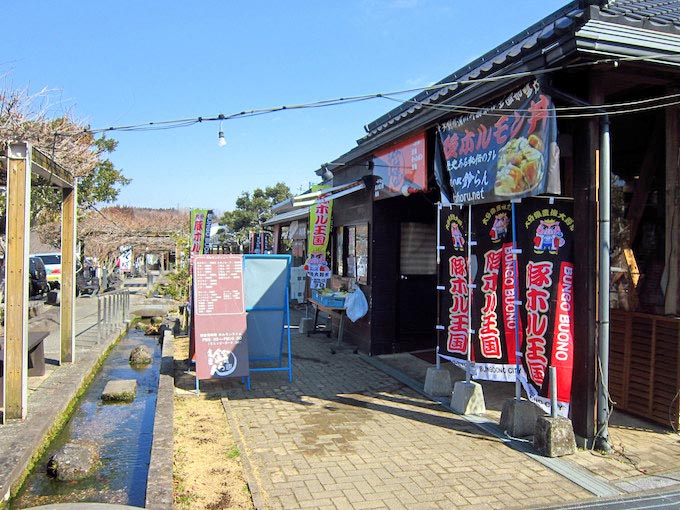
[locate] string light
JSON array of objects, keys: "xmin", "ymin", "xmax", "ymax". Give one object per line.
[
  {"xmin": 217, "ymin": 115, "xmax": 227, "ymax": 147},
  {"xmin": 75, "ymin": 51, "xmax": 680, "ymax": 138}
]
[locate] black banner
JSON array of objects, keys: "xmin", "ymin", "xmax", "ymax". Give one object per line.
[
  {"xmin": 438, "ymin": 81, "xmax": 558, "ymax": 205},
  {"xmin": 437, "ymin": 197, "xmax": 575, "ymax": 415}
]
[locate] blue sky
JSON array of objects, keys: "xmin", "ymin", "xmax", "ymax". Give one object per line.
[{"xmin": 4, "ymin": 1, "xmax": 565, "ymax": 213}]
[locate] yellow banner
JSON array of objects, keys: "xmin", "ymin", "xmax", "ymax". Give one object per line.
[{"xmin": 305, "ymin": 185, "xmax": 332, "ymax": 288}]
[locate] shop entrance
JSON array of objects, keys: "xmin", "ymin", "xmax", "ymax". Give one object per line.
[{"xmin": 396, "ymin": 222, "xmax": 437, "ymax": 352}]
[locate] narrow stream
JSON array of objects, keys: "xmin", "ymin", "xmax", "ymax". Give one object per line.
[{"xmin": 10, "ymin": 326, "xmax": 161, "ymax": 509}]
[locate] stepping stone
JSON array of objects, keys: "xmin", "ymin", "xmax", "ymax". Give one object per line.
[{"xmin": 102, "ymin": 379, "xmax": 137, "ymax": 403}]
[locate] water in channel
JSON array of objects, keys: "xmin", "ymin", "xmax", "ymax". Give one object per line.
[{"xmin": 10, "ymin": 326, "xmax": 161, "ymax": 509}]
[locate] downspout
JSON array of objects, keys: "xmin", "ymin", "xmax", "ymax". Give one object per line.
[
  {"xmin": 542, "ymin": 84, "xmax": 612, "ymax": 451},
  {"xmin": 597, "ymin": 116, "xmax": 612, "ymax": 452}
]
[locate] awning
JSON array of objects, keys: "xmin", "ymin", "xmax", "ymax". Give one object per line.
[
  {"xmin": 262, "ymin": 207, "xmax": 309, "ymax": 227},
  {"xmin": 265, "ymin": 177, "xmax": 377, "ymax": 226},
  {"xmin": 293, "ymin": 180, "xmax": 368, "ymax": 206}
]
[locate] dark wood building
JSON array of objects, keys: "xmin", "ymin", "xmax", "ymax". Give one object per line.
[{"xmin": 268, "ymin": 0, "xmax": 680, "ymax": 444}]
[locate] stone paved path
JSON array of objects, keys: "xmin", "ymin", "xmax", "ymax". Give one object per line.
[{"xmin": 220, "ymin": 328, "xmax": 592, "ymax": 510}]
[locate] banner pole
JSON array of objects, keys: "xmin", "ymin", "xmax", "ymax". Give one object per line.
[
  {"xmin": 550, "ymin": 366, "xmax": 558, "ymax": 418},
  {"xmin": 466, "ymin": 203, "xmax": 472, "ymax": 384},
  {"xmin": 511, "ymin": 200, "xmax": 522, "ymax": 401},
  {"xmin": 436, "ymin": 202, "xmax": 442, "ymax": 369}
]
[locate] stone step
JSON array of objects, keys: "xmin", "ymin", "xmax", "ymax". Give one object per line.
[{"xmin": 101, "ymin": 379, "xmax": 137, "ymax": 403}]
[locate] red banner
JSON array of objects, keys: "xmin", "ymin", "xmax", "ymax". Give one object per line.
[
  {"xmin": 517, "ymin": 199, "xmax": 575, "ymax": 415},
  {"xmin": 372, "ymin": 132, "xmax": 427, "ymax": 199},
  {"xmin": 193, "ymin": 255, "xmax": 249, "ymax": 380},
  {"xmin": 438, "ymin": 197, "xmax": 574, "ymax": 415}
]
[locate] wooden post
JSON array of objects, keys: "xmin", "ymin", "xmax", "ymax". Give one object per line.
[
  {"xmin": 666, "ymin": 98, "xmax": 679, "ymax": 315},
  {"xmin": 4, "ymin": 143, "xmax": 31, "ymax": 420},
  {"xmin": 569, "ymin": 85, "xmax": 601, "ymax": 444},
  {"xmin": 60, "ymin": 184, "xmax": 77, "ymax": 363}
]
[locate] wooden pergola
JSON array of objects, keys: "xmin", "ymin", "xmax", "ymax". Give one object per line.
[{"xmin": 2, "ymin": 142, "xmax": 77, "ymax": 422}]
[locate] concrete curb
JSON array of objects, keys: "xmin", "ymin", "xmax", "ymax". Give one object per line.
[
  {"xmin": 0, "ymin": 328, "xmax": 125, "ymax": 505},
  {"xmin": 145, "ymin": 332, "xmax": 175, "ymax": 510}
]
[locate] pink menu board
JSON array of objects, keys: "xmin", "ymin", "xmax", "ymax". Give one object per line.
[{"xmin": 193, "ymin": 254, "xmax": 249, "ymax": 380}]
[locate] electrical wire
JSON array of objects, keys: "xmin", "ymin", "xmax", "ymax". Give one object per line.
[
  {"xmin": 70, "ymin": 50, "xmax": 680, "ymax": 138},
  {"xmin": 381, "ymin": 90, "xmax": 680, "ymax": 120}
]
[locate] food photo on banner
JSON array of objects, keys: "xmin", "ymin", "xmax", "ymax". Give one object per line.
[
  {"xmin": 437, "ymin": 80, "xmax": 560, "ymax": 205},
  {"xmin": 437, "ymin": 198, "xmax": 575, "ymax": 416}
]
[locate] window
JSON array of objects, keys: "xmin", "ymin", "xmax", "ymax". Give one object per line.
[
  {"xmin": 400, "ymin": 223, "xmax": 436, "ymax": 275},
  {"xmin": 333, "ymin": 224, "xmax": 369, "ymax": 285}
]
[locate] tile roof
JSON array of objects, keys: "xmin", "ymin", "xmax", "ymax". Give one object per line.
[
  {"xmin": 359, "ymin": 0, "xmax": 680, "ymax": 143},
  {"xmin": 601, "ymin": 0, "xmax": 680, "ymax": 28}
]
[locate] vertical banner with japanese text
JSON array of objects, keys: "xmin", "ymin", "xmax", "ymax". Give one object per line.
[
  {"xmin": 470, "ymin": 202, "xmax": 522, "ymax": 381},
  {"xmin": 437, "ymin": 198, "xmax": 574, "ymax": 414},
  {"xmin": 188, "ymin": 208, "xmax": 213, "ymax": 361},
  {"xmin": 437, "ymin": 204, "xmax": 470, "ymax": 372},
  {"xmin": 190, "ymin": 209, "xmax": 213, "ymax": 257},
  {"xmin": 304, "ymin": 185, "xmax": 332, "ymax": 289},
  {"xmin": 193, "ymin": 254, "xmax": 249, "ymax": 380},
  {"xmin": 516, "ymin": 197, "xmax": 575, "ymax": 415},
  {"xmin": 118, "ymin": 245, "xmax": 132, "ymax": 274}
]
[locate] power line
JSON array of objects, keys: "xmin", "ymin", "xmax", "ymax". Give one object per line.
[{"xmin": 76, "ymin": 51, "xmax": 680, "ymax": 136}]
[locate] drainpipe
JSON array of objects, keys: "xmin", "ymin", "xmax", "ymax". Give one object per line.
[
  {"xmin": 542, "ymin": 84, "xmax": 611, "ymax": 451},
  {"xmin": 597, "ymin": 115, "xmax": 612, "ymax": 453}
]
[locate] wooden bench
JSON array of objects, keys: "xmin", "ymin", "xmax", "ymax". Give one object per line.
[{"xmin": 0, "ymin": 331, "xmax": 50, "ymax": 406}]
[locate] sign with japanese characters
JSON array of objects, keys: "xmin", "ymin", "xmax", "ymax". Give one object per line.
[
  {"xmin": 190, "ymin": 209, "xmax": 213, "ymax": 257},
  {"xmin": 469, "ymin": 202, "xmax": 522, "ymax": 381},
  {"xmin": 438, "ymin": 81, "xmax": 559, "ymax": 205},
  {"xmin": 516, "ymin": 197, "xmax": 574, "ymax": 415},
  {"xmin": 438, "ymin": 204, "xmax": 470, "ymax": 374},
  {"xmin": 118, "ymin": 245, "xmax": 132, "ymax": 273},
  {"xmin": 372, "ymin": 132, "xmax": 428, "ymax": 199},
  {"xmin": 193, "ymin": 254, "xmax": 249, "ymax": 380},
  {"xmin": 438, "ymin": 197, "xmax": 574, "ymax": 415},
  {"xmin": 304, "ymin": 185, "xmax": 332, "ymax": 289}
]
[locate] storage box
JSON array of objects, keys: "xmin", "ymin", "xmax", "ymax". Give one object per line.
[{"xmin": 312, "ymin": 289, "xmax": 346, "ymax": 308}]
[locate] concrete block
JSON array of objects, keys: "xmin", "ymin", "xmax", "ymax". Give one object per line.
[
  {"xmin": 533, "ymin": 415, "xmax": 577, "ymax": 457},
  {"xmin": 299, "ymin": 317, "xmax": 314, "ymax": 334},
  {"xmin": 500, "ymin": 398, "xmax": 543, "ymax": 438},
  {"xmin": 424, "ymin": 367, "xmax": 452, "ymax": 397},
  {"xmin": 450, "ymin": 381, "xmax": 486, "ymax": 415},
  {"xmin": 102, "ymin": 379, "xmax": 137, "ymax": 403}
]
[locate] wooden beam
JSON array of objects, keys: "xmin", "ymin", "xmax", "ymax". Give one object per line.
[
  {"xmin": 4, "ymin": 143, "xmax": 31, "ymax": 420},
  {"xmin": 60, "ymin": 184, "xmax": 77, "ymax": 363},
  {"xmin": 30, "ymin": 146, "xmax": 74, "ymax": 189}
]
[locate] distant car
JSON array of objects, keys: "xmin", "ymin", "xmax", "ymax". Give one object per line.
[
  {"xmin": 29, "ymin": 256, "xmax": 50, "ymax": 298},
  {"xmin": 33, "ymin": 252, "xmax": 61, "ymax": 289}
]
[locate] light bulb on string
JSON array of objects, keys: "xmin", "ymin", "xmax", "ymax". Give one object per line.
[{"xmin": 218, "ymin": 118, "xmax": 227, "ymax": 147}]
